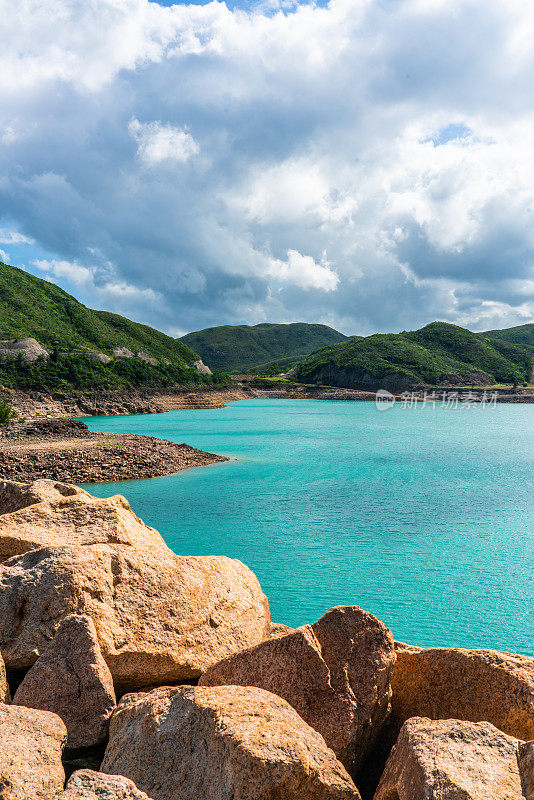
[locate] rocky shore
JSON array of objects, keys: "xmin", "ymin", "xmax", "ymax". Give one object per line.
[
  {"xmin": 4, "ymin": 382, "xmax": 381, "ymax": 421},
  {"xmin": 4, "ymin": 380, "xmax": 534, "ymax": 424},
  {"xmin": 0, "ymin": 419, "xmax": 227, "ymax": 483},
  {"xmin": 0, "ymin": 478, "xmax": 532, "ymax": 799}
]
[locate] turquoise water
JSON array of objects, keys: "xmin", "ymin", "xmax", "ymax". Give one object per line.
[{"xmin": 81, "ymin": 400, "xmax": 534, "ymax": 655}]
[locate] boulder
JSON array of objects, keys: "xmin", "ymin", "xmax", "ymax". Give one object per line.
[
  {"xmin": 0, "ymin": 486, "xmax": 168, "ymax": 562},
  {"xmin": 0, "ymin": 337, "xmax": 51, "ymax": 362},
  {"xmin": 13, "ymin": 614, "xmax": 116, "ymax": 748},
  {"xmin": 0, "ymin": 648, "xmax": 10, "ymax": 702},
  {"xmin": 374, "ymin": 717, "xmax": 527, "ymax": 800},
  {"xmin": 101, "ymin": 685, "xmax": 361, "ymax": 800},
  {"xmin": 0, "ymin": 703, "xmax": 66, "ymax": 799},
  {"xmin": 0, "ymin": 543, "xmax": 270, "ymax": 690},
  {"xmin": 519, "ymin": 741, "xmax": 534, "ymax": 800},
  {"xmin": 390, "ymin": 645, "xmax": 534, "ymax": 741},
  {"xmin": 61, "ymin": 770, "xmax": 154, "ymax": 800},
  {"xmin": 267, "ymin": 621, "xmax": 295, "ymax": 638},
  {"xmin": 200, "ymin": 605, "xmax": 396, "ymax": 774},
  {"xmin": 0, "ymin": 478, "xmax": 84, "ymax": 516}
]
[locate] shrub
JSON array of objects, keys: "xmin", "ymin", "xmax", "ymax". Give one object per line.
[{"xmin": 0, "ymin": 396, "xmax": 16, "ymax": 425}]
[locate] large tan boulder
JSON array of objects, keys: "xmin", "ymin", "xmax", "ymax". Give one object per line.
[
  {"xmin": 13, "ymin": 614, "xmax": 116, "ymax": 748},
  {"xmin": 0, "ymin": 703, "xmax": 66, "ymax": 799},
  {"xmin": 0, "ymin": 478, "xmax": 85, "ymax": 516},
  {"xmin": 390, "ymin": 645, "xmax": 534, "ymax": 741},
  {"xmin": 0, "ymin": 648, "xmax": 10, "ymax": 702},
  {"xmin": 101, "ymin": 685, "xmax": 361, "ymax": 800},
  {"xmin": 61, "ymin": 770, "xmax": 154, "ymax": 800},
  {"xmin": 374, "ymin": 717, "xmax": 528, "ymax": 800},
  {"xmin": 0, "ymin": 544, "xmax": 270, "ymax": 690},
  {"xmin": 200, "ymin": 605, "xmax": 395, "ymax": 775},
  {"xmin": 0, "ymin": 484, "xmax": 167, "ymax": 562}
]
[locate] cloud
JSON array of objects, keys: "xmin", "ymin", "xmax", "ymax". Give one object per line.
[
  {"xmin": 32, "ymin": 258, "xmax": 94, "ymax": 288},
  {"xmin": 31, "ymin": 257, "xmax": 164, "ymax": 316},
  {"xmin": 0, "ymin": 0, "xmax": 533, "ymax": 336},
  {"xmin": 268, "ymin": 249, "xmax": 338, "ymax": 292},
  {"xmin": 129, "ymin": 118, "xmax": 199, "ymax": 164},
  {"xmin": 0, "ymin": 229, "xmax": 35, "ymax": 245}
]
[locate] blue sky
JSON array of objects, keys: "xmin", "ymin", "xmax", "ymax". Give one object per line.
[{"xmin": 1, "ymin": 0, "xmax": 533, "ymax": 336}]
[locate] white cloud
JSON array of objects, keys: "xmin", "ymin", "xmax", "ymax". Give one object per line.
[
  {"xmin": 0, "ymin": 229, "xmax": 35, "ymax": 245},
  {"xmin": 0, "ymin": 0, "xmax": 533, "ymax": 334},
  {"xmin": 129, "ymin": 118, "xmax": 199, "ymax": 165},
  {"xmin": 268, "ymin": 250, "xmax": 339, "ymax": 292},
  {"xmin": 32, "ymin": 258, "xmax": 94, "ymax": 287},
  {"xmin": 0, "ymin": 249, "xmax": 10, "ymax": 263}
]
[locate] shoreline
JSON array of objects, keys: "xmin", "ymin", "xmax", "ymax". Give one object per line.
[
  {"xmin": 5, "ymin": 380, "xmax": 534, "ymax": 423},
  {"xmin": 0, "ymin": 419, "xmax": 227, "ymax": 484},
  {"xmin": 2, "ymin": 381, "xmax": 533, "ymax": 484}
]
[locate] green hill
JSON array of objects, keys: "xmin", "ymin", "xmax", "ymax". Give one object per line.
[
  {"xmin": 482, "ymin": 323, "xmax": 534, "ymax": 347},
  {"xmin": 0, "ymin": 261, "xmax": 229, "ymax": 392},
  {"xmin": 180, "ymin": 323, "xmax": 349, "ymax": 372},
  {"xmin": 296, "ymin": 322, "xmax": 534, "ymax": 390},
  {"xmin": 0, "ymin": 260, "xmax": 197, "ymax": 364}
]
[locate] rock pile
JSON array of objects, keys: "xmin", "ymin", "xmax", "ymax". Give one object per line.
[
  {"xmin": 200, "ymin": 604, "xmax": 396, "ymax": 775},
  {"xmin": 0, "ymin": 478, "xmax": 532, "ymax": 798}
]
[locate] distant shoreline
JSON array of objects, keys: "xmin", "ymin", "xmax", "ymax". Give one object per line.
[{"xmin": 5, "ymin": 380, "xmax": 534, "ymax": 423}]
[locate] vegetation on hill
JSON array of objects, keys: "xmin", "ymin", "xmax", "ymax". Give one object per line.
[
  {"xmin": 0, "ymin": 353, "xmax": 228, "ymax": 393},
  {"xmin": 0, "ymin": 261, "xmax": 198, "ymax": 365},
  {"xmin": 0, "ymin": 261, "xmax": 233, "ymax": 391},
  {"xmin": 180, "ymin": 323, "xmax": 349, "ymax": 372},
  {"xmin": 296, "ymin": 322, "xmax": 534, "ymax": 388},
  {"xmin": 482, "ymin": 323, "xmax": 534, "ymax": 347}
]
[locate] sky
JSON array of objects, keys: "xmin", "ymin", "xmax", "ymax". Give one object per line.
[{"xmin": 1, "ymin": 0, "xmax": 533, "ymax": 337}]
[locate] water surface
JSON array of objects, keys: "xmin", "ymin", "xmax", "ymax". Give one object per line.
[{"xmin": 81, "ymin": 399, "xmax": 534, "ymax": 655}]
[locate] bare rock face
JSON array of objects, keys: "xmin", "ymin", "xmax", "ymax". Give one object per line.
[
  {"xmin": 113, "ymin": 347, "xmax": 134, "ymax": 358},
  {"xmin": 0, "ymin": 648, "xmax": 10, "ymax": 702},
  {"xmin": 88, "ymin": 352, "xmax": 112, "ymax": 364},
  {"xmin": 61, "ymin": 770, "xmax": 154, "ymax": 800},
  {"xmin": 0, "ymin": 543, "xmax": 270, "ymax": 690},
  {"xmin": 0, "ymin": 337, "xmax": 51, "ymax": 362},
  {"xmin": 136, "ymin": 351, "xmax": 157, "ymax": 366},
  {"xmin": 0, "ymin": 703, "xmax": 66, "ymax": 800},
  {"xmin": 101, "ymin": 685, "xmax": 361, "ymax": 800},
  {"xmin": 390, "ymin": 645, "xmax": 534, "ymax": 741},
  {"xmin": 13, "ymin": 614, "xmax": 116, "ymax": 748},
  {"xmin": 375, "ymin": 717, "xmax": 527, "ymax": 800},
  {"xmin": 194, "ymin": 359, "xmax": 212, "ymax": 375},
  {"xmin": 0, "ymin": 486, "xmax": 168, "ymax": 562},
  {"xmin": 200, "ymin": 605, "xmax": 396, "ymax": 775},
  {"xmin": 0, "ymin": 478, "xmax": 84, "ymax": 516}
]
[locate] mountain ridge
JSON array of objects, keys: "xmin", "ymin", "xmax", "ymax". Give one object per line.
[
  {"xmin": 296, "ymin": 322, "xmax": 534, "ymax": 390},
  {"xmin": 180, "ymin": 322, "xmax": 350, "ymax": 372},
  {"xmin": 481, "ymin": 323, "xmax": 534, "ymax": 347}
]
